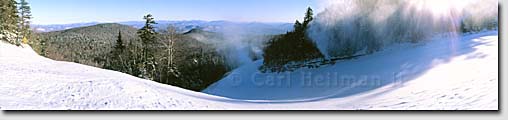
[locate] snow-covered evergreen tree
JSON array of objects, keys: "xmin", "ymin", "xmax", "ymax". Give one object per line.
[
  {"xmin": 18, "ymin": 0, "xmax": 33, "ymax": 43},
  {"xmin": 137, "ymin": 14, "xmax": 158, "ymax": 80},
  {"xmin": 0, "ymin": 0, "xmax": 21, "ymax": 45}
]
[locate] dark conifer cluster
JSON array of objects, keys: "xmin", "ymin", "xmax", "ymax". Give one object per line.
[{"xmin": 261, "ymin": 7, "xmax": 324, "ymax": 72}]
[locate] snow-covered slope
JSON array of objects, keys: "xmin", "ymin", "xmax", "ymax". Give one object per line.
[
  {"xmin": 0, "ymin": 41, "xmax": 238, "ymax": 110},
  {"xmin": 204, "ymin": 31, "xmax": 499, "ymax": 110},
  {"xmin": 0, "ymin": 31, "xmax": 498, "ymax": 110}
]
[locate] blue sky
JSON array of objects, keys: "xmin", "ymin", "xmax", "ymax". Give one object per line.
[{"xmin": 29, "ymin": 0, "xmax": 321, "ymax": 25}]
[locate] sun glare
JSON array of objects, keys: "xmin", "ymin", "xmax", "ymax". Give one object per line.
[
  {"xmin": 424, "ymin": 0, "xmax": 469, "ymax": 16},
  {"xmin": 405, "ymin": 0, "xmax": 471, "ymax": 18}
]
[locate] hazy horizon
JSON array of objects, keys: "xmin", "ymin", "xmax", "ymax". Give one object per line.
[
  {"xmin": 31, "ymin": 19, "xmax": 296, "ymax": 26},
  {"xmin": 30, "ymin": 0, "xmax": 322, "ymax": 25}
]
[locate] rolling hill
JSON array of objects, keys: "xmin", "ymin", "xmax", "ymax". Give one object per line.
[{"xmin": 35, "ymin": 23, "xmax": 138, "ymax": 67}]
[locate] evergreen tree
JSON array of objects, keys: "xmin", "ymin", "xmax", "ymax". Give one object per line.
[
  {"xmin": 18, "ymin": 0, "xmax": 32, "ymax": 43},
  {"xmin": 39, "ymin": 37, "xmax": 46, "ymax": 56},
  {"xmin": 105, "ymin": 30, "xmax": 126, "ymax": 71},
  {"xmin": 114, "ymin": 30, "xmax": 125, "ymax": 51},
  {"xmin": 303, "ymin": 7, "xmax": 313, "ymax": 28},
  {"xmin": 137, "ymin": 14, "xmax": 158, "ymax": 80},
  {"xmin": 0, "ymin": 0, "xmax": 20, "ymax": 45},
  {"xmin": 138, "ymin": 14, "xmax": 157, "ymax": 45},
  {"xmin": 294, "ymin": 20, "xmax": 303, "ymax": 32}
]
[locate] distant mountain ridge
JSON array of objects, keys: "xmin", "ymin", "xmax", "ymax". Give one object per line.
[
  {"xmin": 32, "ymin": 22, "xmax": 100, "ymax": 33},
  {"xmin": 33, "ymin": 20, "xmax": 293, "ymax": 35}
]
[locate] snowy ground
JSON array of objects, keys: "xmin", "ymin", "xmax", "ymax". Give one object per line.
[
  {"xmin": 0, "ymin": 31, "xmax": 498, "ymax": 110},
  {"xmin": 204, "ymin": 31, "xmax": 499, "ymax": 110}
]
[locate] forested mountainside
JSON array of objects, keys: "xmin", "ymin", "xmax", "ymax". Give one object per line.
[
  {"xmin": 35, "ymin": 23, "xmax": 138, "ymax": 66},
  {"xmin": 35, "ymin": 23, "xmax": 233, "ymax": 91}
]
